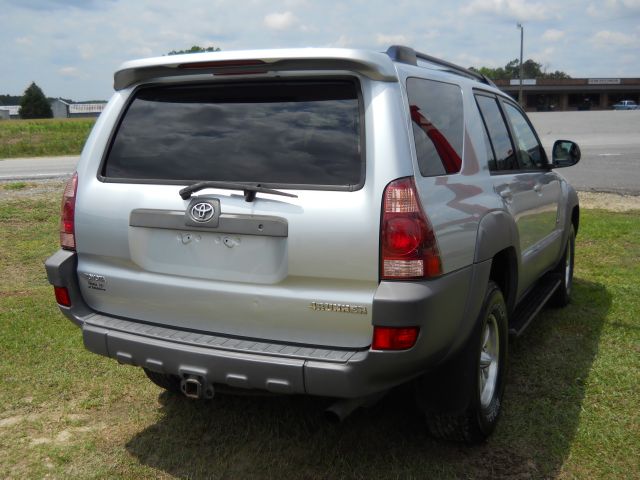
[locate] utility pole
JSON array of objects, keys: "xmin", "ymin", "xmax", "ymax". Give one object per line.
[{"xmin": 517, "ymin": 23, "xmax": 524, "ymax": 107}]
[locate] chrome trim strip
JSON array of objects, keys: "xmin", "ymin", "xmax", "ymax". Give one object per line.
[{"xmin": 129, "ymin": 208, "xmax": 288, "ymax": 237}]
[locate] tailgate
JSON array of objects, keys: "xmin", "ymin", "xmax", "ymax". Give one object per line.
[{"xmin": 75, "ymin": 78, "xmax": 379, "ymax": 349}]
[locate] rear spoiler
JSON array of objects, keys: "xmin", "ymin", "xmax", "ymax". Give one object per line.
[{"xmin": 113, "ymin": 48, "xmax": 399, "ymax": 90}]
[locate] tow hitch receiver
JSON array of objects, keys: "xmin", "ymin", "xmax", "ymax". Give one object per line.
[{"xmin": 180, "ymin": 375, "xmax": 214, "ymax": 399}]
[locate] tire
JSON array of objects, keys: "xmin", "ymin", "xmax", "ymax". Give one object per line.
[
  {"xmin": 415, "ymin": 281, "xmax": 508, "ymax": 444},
  {"xmin": 551, "ymin": 224, "xmax": 575, "ymax": 307},
  {"xmin": 143, "ymin": 368, "xmax": 182, "ymax": 394}
]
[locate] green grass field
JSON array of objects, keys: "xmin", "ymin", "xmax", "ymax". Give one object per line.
[
  {"xmin": 0, "ymin": 184, "xmax": 638, "ymax": 479},
  {"xmin": 0, "ymin": 118, "xmax": 95, "ymax": 158}
]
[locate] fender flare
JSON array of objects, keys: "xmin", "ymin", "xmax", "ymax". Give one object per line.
[{"xmin": 473, "ymin": 210, "xmax": 520, "ymax": 264}]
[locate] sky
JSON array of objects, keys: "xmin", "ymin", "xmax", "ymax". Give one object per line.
[{"xmin": 1, "ymin": 0, "xmax": 639, "ymax": 101}]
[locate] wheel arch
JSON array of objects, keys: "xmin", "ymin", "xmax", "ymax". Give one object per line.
[
  {"xmin": 473, "ymin": 210, "xmax": 519, "ymax": 314},
  {"xmin": 488, "ymin": 247, "xmax": 518, "ymax": 315}
]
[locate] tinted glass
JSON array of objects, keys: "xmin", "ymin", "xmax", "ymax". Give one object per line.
[
  {"xmin": 407, "ymin": 78, "xmax": 463, "ymax": 176},
  {"xmin": 104, "ymin": 81, "xmax": 363, "ymax": 187},
  {"xmin": 503, "ymin": 103, "xmax": 545, "ymax": 169},
  {"xmin": 475, "ymin": 95, "xmax": 517, "ymax": 171},
  {"xmin": 479, "ymin": 120, "xmax": 497, "ymax": 171}
]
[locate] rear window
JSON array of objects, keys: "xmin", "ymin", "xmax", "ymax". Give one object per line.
[{"xmin": 102, "ymin": 80, "xmax": 363, "ymax": 188}]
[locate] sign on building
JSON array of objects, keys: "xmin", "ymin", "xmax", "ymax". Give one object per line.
[
  {"xmin": 509, "ymin": 79, "xmax": 537, "ymax": 86},
  {"xmin": 588, "ymin": 78, "xmax": 621, "ymax": 85}
]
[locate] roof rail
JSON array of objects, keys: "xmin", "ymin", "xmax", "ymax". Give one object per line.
[{"xmin": 386, "ymin": 45, "xmax": 495, "ymax": 87}]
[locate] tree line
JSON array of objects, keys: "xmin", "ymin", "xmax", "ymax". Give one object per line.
[{"xmin": 470, "ymin": 58, "xmax": 570, "ymax": 80}]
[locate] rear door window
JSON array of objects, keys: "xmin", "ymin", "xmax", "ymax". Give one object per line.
[
  {"xmin": 406, "ymin": 78, "xmax": 464, "ymax": 176},
  {"xmin": 103, "ymin": 80, "xmax": 364, "ymax": 189},
  {"xmin": 475, "ymin": 94, "xmax": 517, "ymax": 172}
]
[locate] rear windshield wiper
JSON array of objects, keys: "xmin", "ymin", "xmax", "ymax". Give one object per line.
[{"xmin": 179, "ymin": 181, "xmax": 298, "ymax": 202}]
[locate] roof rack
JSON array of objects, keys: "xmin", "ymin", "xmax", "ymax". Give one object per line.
[{"xmin": 386, "ymin": 45, "xmax": 495, "ymax": 87}]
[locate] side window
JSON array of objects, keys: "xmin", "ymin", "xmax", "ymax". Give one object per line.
[
  {"xmin": 503, "ymin": 103, "xmax": 546, "ymax": 169},
  {"xmin": 479, "ymin": 120, "xmax": 497, "ymax": 171},
  {"xmin": 475, "ymin": 95, "xmax": 517, "ymax": 171},
  {"xmin": 406, "ymin": 78, "xmax": 464, "ymax": 176}
]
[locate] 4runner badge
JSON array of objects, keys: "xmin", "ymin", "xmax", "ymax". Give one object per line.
[{"xmin": 308, "ymin": 302, "xmax": 367, "ymax": 315}]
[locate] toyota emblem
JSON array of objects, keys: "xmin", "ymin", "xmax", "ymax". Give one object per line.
[{"xmin": 190, "ymin": 202, "xmax": 215, "ymax": 222}]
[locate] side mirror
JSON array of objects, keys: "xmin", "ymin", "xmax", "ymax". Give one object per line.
[{"xmin": 552, "ymin": 140, "xmax": 581, "ymax": 168}]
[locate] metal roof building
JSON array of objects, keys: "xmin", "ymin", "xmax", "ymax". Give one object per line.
[
  {"xmin": 0, "ymin": 105, "xmax": 21, "ymax": 119},
  {"xmin": 51, "ymin": 98, "xmax": 105, "ymax": 118}
]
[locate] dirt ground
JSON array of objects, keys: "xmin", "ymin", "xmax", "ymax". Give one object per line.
[{"xmin": 576, "ymin": 191, "xmax": 640, "ymax": 211}]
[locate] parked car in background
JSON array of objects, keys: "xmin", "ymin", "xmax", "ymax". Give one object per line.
[
  {"xmin": 612, "ymin": 100, "xmax": 639, "ymax": 110},
  {"xmin": 46, "ymin": 45, "xmax": 581, "ymax": 444}
]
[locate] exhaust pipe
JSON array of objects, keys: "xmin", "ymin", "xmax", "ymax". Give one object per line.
[
  {"xmin": 324, "ymin": 391, "xmax": 387, "ymax": 423},
  {"xmin": 324, "ymin": 397, "xmax": 367, "ymax": 422},
  {"xmin": 180, "ymin": 375, "xmax": 214, "ymax": 399}
]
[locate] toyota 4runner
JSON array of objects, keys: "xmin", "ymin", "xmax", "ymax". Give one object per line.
[{"xmin": 46, "ymin": 46, "xmax": 581, "ymax": 443}]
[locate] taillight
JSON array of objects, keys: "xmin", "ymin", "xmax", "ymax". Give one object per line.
[
  {"xmin": 60, "ymin": 172, "xmax": 78, "ymax": 250},
  {"xmin": 54, "ymin": 286, "xmax": 71, "ymax": 307},
  {"xmin": 380, "ymin": 177, "xmax": 442, "ymax": 279},
  {"xmin": 372, "ymin": 326, "xmax": 419, "ymax": 350}
]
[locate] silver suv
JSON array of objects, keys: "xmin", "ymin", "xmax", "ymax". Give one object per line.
[{"xmin": 46, "ymin": 46, "xmax": 580, "ymax": 443}]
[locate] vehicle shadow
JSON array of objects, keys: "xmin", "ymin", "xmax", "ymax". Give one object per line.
[{"xmin": 125, "ymin": 277, "xmax": 609, "ymax": 479}]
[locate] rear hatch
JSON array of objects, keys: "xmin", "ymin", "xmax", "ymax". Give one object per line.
[{"xmin": 75, "ymin": 78, "xmax": 379, "ymax": 349}]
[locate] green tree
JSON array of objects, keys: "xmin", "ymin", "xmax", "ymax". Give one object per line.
[
  {"xmin": 0, "ymin": 94, "xmax": 22, "ymax": 105},
  {"xmin": 19, "ymin": 82, "xmax": 53, "ymax": 119},
  {"xmin": 545, "ymin": 70, "xmax": 571, "ymax": 79},
  {"xmin": 167, "ymin": 45, "xmax": 221, "ymax": 55},
  {"xmin": 471, "ymin": 59, "xmax": 570, "ymax": 80}
]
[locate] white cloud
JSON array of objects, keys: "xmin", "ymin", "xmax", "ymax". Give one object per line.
[
  {"xmin": 588, "ymin": 0, "xmax": 640, "ymax": 17},
  {"xmin": 541, "ymin": 29, "xmax": 565, "ymax": 42},
  {"xmin": 264, "ymin": 11, "xmax": 297, "ymax": 30},
  {"xmin": 529, "ymin": 46, "xmax": 556, "ymax": 66},
  {"xmin": 15, "ymin": 36, "xmax": 33, "ymax": 46},
  {"xmin": 592, "ymin": 30, "xmax": 638, "ymax": 47},
  {"xmin": 375, "ymin": 34, "xmax": 410, "ymax": 46},
  {"xmin": 586, "ymin": 4, "xmax": 599, "ymax": 17},
  {"xmin": 78, "ymin": 44, "xmax": 94, "ymax": 60},
  {"xmin": 128, "ymin": 46, "xmax": 154, "ymax": 57},
  {"xmin": 58, "ymin": 67, "xmax": 80, "ymax": 77},
  {"xmin": 461, "ymin": 0, "xmax": 552, "ymax": 21},
  {"xmin": 326, "ymin": 35, "xmax": 352, "ymax": 48},
  {"xmin": 455, "ymin": 53, "xmax": 501, "ymax": 69}
]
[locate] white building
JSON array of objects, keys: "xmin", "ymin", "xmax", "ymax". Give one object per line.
[
  {"xmin": 0, "ymin": 99, "xmax": 106, "ymax": 119},
  {"xmin": 51, "ymin": 98, "xmax": 106, "ymax": 118},
  {"xmin": 0, "ymin": 105, "xmax": 21, "ymax": 119}
]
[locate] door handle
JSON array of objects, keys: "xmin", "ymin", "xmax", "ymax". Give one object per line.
[{"xmin": 533, "ymin": 183, "xmax": 543, "ymax": 194}]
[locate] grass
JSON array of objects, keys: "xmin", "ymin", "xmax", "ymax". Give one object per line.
[
  {"xmin": 2, "ymin": 181, "xmax": 28, "ymax": 190},
  {"xmin": 0, "ymin": 188, "xmax": 638, "ymax": 479},
  {"xmin": 0, "ymin": 118, "xmax": 95, "ymax": 158}
]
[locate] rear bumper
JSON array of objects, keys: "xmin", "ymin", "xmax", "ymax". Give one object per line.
[{"xmin": 45, "ymin": 249, "xmax": 491, "ymax": 398}]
